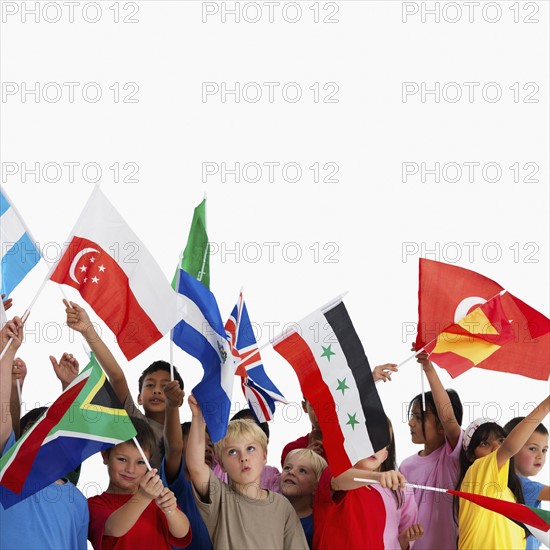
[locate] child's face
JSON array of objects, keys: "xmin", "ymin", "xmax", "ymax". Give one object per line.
[
  {"xmin": 408, "ymin": 405, "xmax": 443, "ymax": 447},
  {"xmin": 514, "ymin": 432, "xmax": 548, "ymax": 477},
  {"xmin": 103, "ymin": 442, "xmax": 149, "ymax": 494},
  {"xmin": 354, "ymin": 447, "xmax": 389, "ymax": 472},
  {"xmin": 280, "ymin": 456, "xmax": 318, "ymax": 500},
  {"xmin": 219, "ymin": 436, "xmax": 266, "ymax": 487},
  {"xmin": 473, "ymin": 433, "xmax": 505, "ymax": 460},
  {"xmin": 137, "ymin": 370, "xmax": 171, "ymax": 414}
]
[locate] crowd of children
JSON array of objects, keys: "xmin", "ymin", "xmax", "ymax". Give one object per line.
[{"xmin": 0, "ymin": 301, "xmax": 548, "ymax": 549}]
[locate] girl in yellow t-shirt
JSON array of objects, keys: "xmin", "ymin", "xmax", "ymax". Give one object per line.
[{"xmin": 456, "ymin": 395, "xmax": 550, "ymax": 550}]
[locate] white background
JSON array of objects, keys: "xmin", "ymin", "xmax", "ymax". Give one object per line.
[{"xmin": 1, "ymin": 0, "xmax": 549, "ymax": 544}]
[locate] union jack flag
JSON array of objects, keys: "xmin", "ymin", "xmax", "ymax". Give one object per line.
[{"xmin": 225, "ymin": 291, "xmax": 286, "ymax": 423}]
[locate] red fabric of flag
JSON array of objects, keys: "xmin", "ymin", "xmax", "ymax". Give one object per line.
[
  {"xmin": 423, "ymin": 295, "xmax": 515, "ymax": 377},
  {"xmin": 449, "ymin": 489, "xmax": 550, "ymax": 532},
  {"xmin": 416, "ymin": 259, "xmax": 549, "ymax": 380},
  {"xmin": 51, "ymin": 236, "xmax": 162, "ymax": 360}
]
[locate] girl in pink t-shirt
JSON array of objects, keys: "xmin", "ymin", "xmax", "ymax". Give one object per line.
[{"xmin": 399, "ymin": 352, "xmax": 464, "ymax": 549}]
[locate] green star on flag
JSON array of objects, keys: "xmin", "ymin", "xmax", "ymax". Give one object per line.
[
  {"xmin": 346, "ymin": 412, "xmax": 359, "ymax": 430},
  {"xmin": 321, "ymin": 344, "xmax": 336, "ymax": 362},
  {"xmin": 336, "ymin": 378, "xmax": 349, "ymax": 395}
]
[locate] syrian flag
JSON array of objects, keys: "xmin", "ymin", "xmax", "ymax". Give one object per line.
[
  {"xmin": 423, "ymin": 293, "xmax": 515, "ymax": 377},
  {"xmin": 273, "ymin": 297, "xmax": 389, "ymax": 476},
  {"xmin": 0, "ymin": 354, "xmax": 137, "ymax": 508},
  {"xmin": 172, "ymin": 268, "xmax": 236, "ymax": 443},
  {"xmin": 449, "ymin": 489, "xmax": 550, "ymax": 548},
  {"xmin": 225, "ymin": 291, "xmax": 286, "ymax": 423},
  {"xmin": 417, "ymin": 259, "xmax": 550, "ymax": 380},
  {"xmin": 50, "ymin": 187, "xmax": 181, "ymax": 361}
]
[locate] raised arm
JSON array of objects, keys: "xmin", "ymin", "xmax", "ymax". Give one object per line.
[
  {"xmin": 497, "ymin": 395, "xmax": 550, "ymax": 469},
  {"xmin": 64, "ymin": 299, "xmax": 130, "ymax": 404},
  {"xmin": 1, "ymin": 317, "xmax": 23, "ymax": 453},
  {"xmin": 416, "ymin": 350, "xmax": 462, "ymax": 449},
  {"xmin": 163, "ymin": 380, "xmax": 185, "ymax": 483},
  {"xmin": 186, "ymin": 395, "xmax": 211, "ymax": 498},
  {"xmin": 9, "ymin": 357, "xmax": 27, "ymax": 438}
]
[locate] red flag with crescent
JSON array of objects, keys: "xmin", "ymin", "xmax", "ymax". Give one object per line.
[
  {"xmin": 416, "ymin": 259, "xmax": 549, "ymax": 380},
  {"xmin": 50, "ymin": 187, "xmax": 180, "ymax": 361}
]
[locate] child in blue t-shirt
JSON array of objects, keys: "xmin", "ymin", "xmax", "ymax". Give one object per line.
[
  {"xmin": 504, "ymin": 417, "xmax": 549, "ymax": 550},
  {"xmin": 0, "ymin": 317, "xmax": 89, "ymax": 550}
]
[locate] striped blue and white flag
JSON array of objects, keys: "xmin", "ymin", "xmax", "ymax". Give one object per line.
[
  {"xmin": 172, "ymin": 268, "xmax": 236, "ymax": 442},
  {"xmin": 225, "ymin": 291, "xmax": 286, "ymax": 423},
  {"xmin": 0, "ymin": 190, "xmax": 41, "ymax": 298}
]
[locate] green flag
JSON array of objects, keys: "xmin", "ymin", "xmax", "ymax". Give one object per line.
[{"xmin": 173, "ymin": 198, "xmax": 209, "ymax": 289}]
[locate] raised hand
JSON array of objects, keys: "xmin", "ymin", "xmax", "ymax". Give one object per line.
[
  {"xmin": 138, "ymin": 469, "xmax": 164, "ymax": 500},
  {"xmin": 164, "ymin": 380, "xmax": 184, "ymax": 409},
  {"xmin": 64, "ymin": 299, "xmax": 93, "ymax": 335},
  {"xmin": 12, "ymin": 357, "xmax": 27, "ymax": 387},
  {"xmin": 50, "ymin": 352, "xmax": 80, "ymax": 390},
  {"xmin": 373, "ymin": 363, "xmax": 398, "ymax": 383},
  {"xmin": 1, "ymin": 294, "xmax": 13, "ymax": 312},
  {"xmin": 1, "ymin": 317, "xmax": 24, "ymax": 352}
]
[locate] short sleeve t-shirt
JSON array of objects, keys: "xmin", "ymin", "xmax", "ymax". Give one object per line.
[{"xmin": 400, "ymin": 431, "xmax": 463, "ymax": 549}]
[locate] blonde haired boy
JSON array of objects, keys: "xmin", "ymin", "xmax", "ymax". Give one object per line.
[{"xmin": 187, "ymin": 395, "xmax": 308, "ymax": 549}]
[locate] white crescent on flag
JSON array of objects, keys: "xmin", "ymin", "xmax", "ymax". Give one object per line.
[{"xmin": 69, "ymin": 248, "xmax": 99, "ymax": 284}]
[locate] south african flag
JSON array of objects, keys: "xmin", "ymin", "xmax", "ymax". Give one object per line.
[{"xmin": 0, "ymin": 354, "xmax": 136, "ymax": 508}]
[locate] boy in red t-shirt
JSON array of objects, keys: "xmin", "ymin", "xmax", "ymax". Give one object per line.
[{"xmin": 88, "ymin": 418, "xmax": 191, "ymax": 550}]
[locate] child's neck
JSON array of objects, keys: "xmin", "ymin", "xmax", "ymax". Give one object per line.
[
  {"xmin": 290, "ymin": 496, "xmax": 313, "ymax": 518},
  {"xmin": 145, "ymin": 410, "xmax": 165, "ymax": 424},
  {"xmin": 420, "ymin": 439, "xmax": 444, "ymax": 456}
]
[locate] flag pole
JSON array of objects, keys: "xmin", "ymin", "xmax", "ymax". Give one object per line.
[
  {"xmin": 169, "ymin": 251, "xmax": 184, "ymax": 382},
  {"xmin": 353, "ymin": 478, "xmax": 448, "ymax": 493},
  {"xmin": 133, "ymin": 436, "xmax": 152, "ymax": 471}
]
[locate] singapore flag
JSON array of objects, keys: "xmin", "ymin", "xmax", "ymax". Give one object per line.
[{"xmin": 51, "ymin": 187, "xmax": 181, "ymax": 361}]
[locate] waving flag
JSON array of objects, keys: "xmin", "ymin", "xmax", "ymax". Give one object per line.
[
  {"xmin": 0, "ymin": 190, "xmax": 41, "ymax": 298},
  {"xmin": 172, "ymin": 198, "xmax": 209, "ymax": 289},
  {"xmin": 450, "ymin": 488, "xmax": 550, "ymax": 547},
  {"xmin": 273, "ymin": 297, "xmax": 389, "ymax": 476},
  {"xmin": 225, "ymin": 291, "xmax": 286, "ymax": 423},
  {"xmin": 50, "ymin": 187, "xmax": 181, "ymax": 361},
  {"xmin": 416, "ymin": 259, "xmax": 550, "ymax": 380},
  {"xmin": 424, "ymin": 294, "xmax": 515, "ymax": 377},
  {"xmin": 0, "ymin": 354, "xmax": 137, "ymax": 508},
  {"xmin": 172, "ymin": 268, "xmax": 235, "ymax": 442}
]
